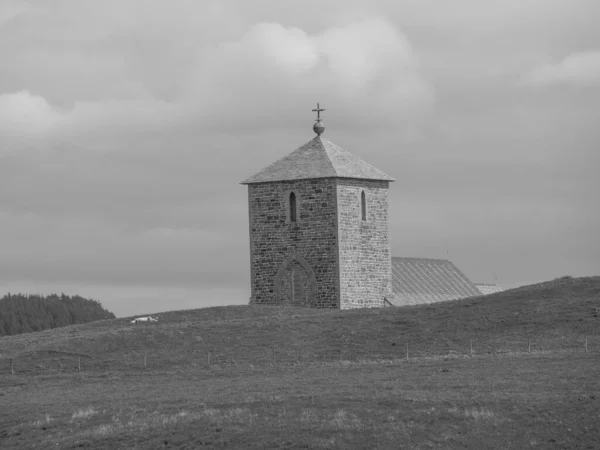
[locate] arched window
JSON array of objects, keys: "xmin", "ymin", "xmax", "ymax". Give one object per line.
[
  {"xmin": 361, "ymin": 190, "xmax": 367, "ymax": 221},
  {"xmin": 290, "ymin": 192, "xmax": 297, "ymax": 222}
]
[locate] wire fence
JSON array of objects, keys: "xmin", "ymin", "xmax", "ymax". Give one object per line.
[{"xmin": 0, "ymin": 335, "xmax": 597, "ymax": 376}]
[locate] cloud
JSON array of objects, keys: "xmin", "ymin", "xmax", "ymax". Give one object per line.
[
  {"xmin": 186, "ymin": 17, "xmax": 433, "ymax": 131},
  {"xmin": 0, "ymin": 0, "xmax": 30, "ymax": 24},
  {"xmin": 1, "ymin": 11, "xmax": 433, "ymax": 146},
  {"xmin": 0, "ymin": 90, "xmax": 64, "ymax": 142},
  {"xmin": 520, "ymin": 51, "xmax": 600, "ymax": 87},
  {"xmin": 317, "ymin": 17, "xmax": 427, "ymax": 102},
  {"xmin": 243, "ymin": 23, "xmax": 319, "ymax": 73},
  {"xmin": 0, "ymin": 0, "xmax": 597, "ymax": 316}
]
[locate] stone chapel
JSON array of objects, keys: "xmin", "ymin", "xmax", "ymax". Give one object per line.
[{"xmin": 241, "ymin": 105, "xmax": 395, "ymax": 309}]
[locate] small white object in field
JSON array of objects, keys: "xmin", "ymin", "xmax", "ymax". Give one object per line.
[{"xmin": 130, "ymin": 316, "xmax": 159, "ymax": 324}]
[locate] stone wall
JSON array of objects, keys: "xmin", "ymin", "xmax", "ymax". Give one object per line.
[
  {"xmin": 337, "ymin": 179, "xmax": 391, "ymax": 309},
  {"xmin": 247, "ymin": 179, "xmax": 339, "ymax": 307}
]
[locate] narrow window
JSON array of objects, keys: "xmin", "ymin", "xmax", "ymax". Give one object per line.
[
  {"xmin": 290, "ymin": 192, "xmax": 297, "ymax": 222},
  {"xmin": 361, "ymin": 190, "xmax": 367, "ymax": 221}
]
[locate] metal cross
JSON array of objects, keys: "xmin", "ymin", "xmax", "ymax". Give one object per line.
[{"xmin": 312, "ymin": 103, "xmax": 325, "ymax": 121}]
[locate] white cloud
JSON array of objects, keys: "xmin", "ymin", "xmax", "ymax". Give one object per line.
[
  {"xmin": 520, "ymin": 51, "xmax": 600, "ymax": 87},
  {"xmin": 245, "ymin": 23, "xmax": 319, "ymax": 73},
  {"xmin": 0, "ymin": 90, "xmax": 64, "ymax": 137},
  {"xmin": 186, "ymin": 17, "xmax": 433, "ymax": 130},
  {"xmin": 0, "ymin": 0, "xmax": 30, "ymax": 24},
  {"xmin": 1, "ymin": 12, "xmax": 433, "ymax": 146},
  {"xmin": 318, "ymin": 18, "xmax": 417, "ymax": 83}
]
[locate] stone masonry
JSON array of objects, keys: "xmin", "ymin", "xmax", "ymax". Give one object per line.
[
  {"xmin": 337, "ymin": 179, "xmax": 392, "ymax": 308},
  {"xmin": 247, "ymin": 179, "xmax": 339, "ymax": 308}
]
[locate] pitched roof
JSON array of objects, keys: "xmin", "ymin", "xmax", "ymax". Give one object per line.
[
  {"xmin": 389, "ymin": 257, "xmax": 481, "ymax": 306},
  {"xmin": 240, "ymin": 136, "xmax": 395, "ymax": 184},
  {"xmin": 474, "ymin": 284, "xmax": 504, "ymax": 295}
]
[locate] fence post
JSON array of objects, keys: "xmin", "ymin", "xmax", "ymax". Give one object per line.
[
  {"xmin": 272, "ymin": 347, "xmax": 275, "ymax": 365},
  {"xmin": 470, "ymin": 339, "xmax": 473, "ymax": 358},
  {"xmin": 528, "ymin": 338, "xmax": 531, "ymax": 354},
  {"xmin": 339, "ymin": 349, "xmax": 342, "ymax": 362},
  {"xmin": 207, "ymin": 351, "xmax": 211, "ymax": 367},
  {"xmin": 10, "ymin": 357, "xmax": 14, "ymax": 375},
  {"xmin": 585, "ymin": 336, "xmax": 588, "ymax": 353},
  {"xmin": 144, "ymin": 352, "xmax": 147, "ymax": 369},
  {"xmin": 78, "ymin": 356, "xmax": 81, "ymax": 372},
  {"xmin": 406, "ymin": 343, "xmax": 409, "ymax": 361}
]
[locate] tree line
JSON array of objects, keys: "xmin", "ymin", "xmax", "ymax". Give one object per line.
[{"xmin": 0, "ymin": 293, "xmax": 115, "ymax": 336}]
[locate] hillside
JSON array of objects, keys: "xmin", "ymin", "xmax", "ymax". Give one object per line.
[
  {"xmin": 1, "ymin": 276, "xmax": 599, "ymax": 449},
  {"xmin": 1, "ymin": 276, "xmax": 599, "ymax": 374}
]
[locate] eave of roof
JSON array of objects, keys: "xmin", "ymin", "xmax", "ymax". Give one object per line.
[
  {"xmin": 474, "ymin": 283, "xmax": 504, "ymax": 295},
  {"xmin": 240, "ymin": 136, "xmax": 395, "ymax": 184}
]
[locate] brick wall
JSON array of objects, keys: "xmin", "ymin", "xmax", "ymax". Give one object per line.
[
  {"xmin": 247, "ymin": 179, "xmax": 339, "ymax": 307},
  {"xmin": 337, "ymin": 179, "xmax": 391, "ymax": 309}
]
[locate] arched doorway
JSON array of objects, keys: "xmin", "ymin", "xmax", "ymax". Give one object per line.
[
  {"xmin": 274, "ymin": 253, "xmax": 317, "ymax": 306},
  {"xmin": 280, "ymin": 261, "xmax": 309, "ymax": 306}
]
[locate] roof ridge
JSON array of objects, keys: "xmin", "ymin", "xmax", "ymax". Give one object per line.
[{"xmin": 313, "ymin": 136, "xmax": 339, "ymax": 177}]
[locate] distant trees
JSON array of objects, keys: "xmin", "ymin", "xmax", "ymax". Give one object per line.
[{"xmin": 0, "ymin": 293, "xmax": 115, "ymax": 337}]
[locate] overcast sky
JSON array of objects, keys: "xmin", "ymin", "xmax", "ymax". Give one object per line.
[{"xmin": 1, "ymin": 0, "xmax": 599, "ymax": 317}]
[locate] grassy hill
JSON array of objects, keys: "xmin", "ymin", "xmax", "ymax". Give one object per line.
[
  {"xmin": 1, "ymin": 275, "xmax": 599, "ymax": 374},
  {"xmin": 0, "ymin": 276, "xmax": 599, "ymax": 449}
]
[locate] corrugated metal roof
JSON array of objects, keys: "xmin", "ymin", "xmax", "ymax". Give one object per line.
[
  {"xmin": 389, "ymin": 257, "xmax": 481, "ymax": 306},
  {"xmin": 474, "ymin": 284, "xmax": 504, "ymax": 295},
  {"xmin": 240, "ymin": 136, "xmax": 395, "ymax": 184}
]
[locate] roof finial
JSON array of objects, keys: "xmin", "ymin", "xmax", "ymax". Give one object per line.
[{"xmin": 312, "ymin": 102, "xmax": 325, "ymax": 136}]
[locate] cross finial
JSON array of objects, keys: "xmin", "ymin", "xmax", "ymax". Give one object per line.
[
  {"xmin": 312, "ymin": 103, "xmax": 325, "ymax": 122},
  {"xmin": 312, "ymin": 103, "xmax": 326, "ymax": 136}
]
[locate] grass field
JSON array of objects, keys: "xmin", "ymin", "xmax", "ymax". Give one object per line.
[{"xmin": 0, "ymin": 276, "xmax": 599, "ymax": 449}]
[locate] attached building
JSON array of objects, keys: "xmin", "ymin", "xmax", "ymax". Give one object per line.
[{"xmin": 388, "ymin": 257, "xmax": 482, "ymax": 306}]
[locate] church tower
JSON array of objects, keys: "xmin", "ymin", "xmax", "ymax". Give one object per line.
[{"xmin": 241, "ymin": 105, "xmax": 395, "ymax": 309}]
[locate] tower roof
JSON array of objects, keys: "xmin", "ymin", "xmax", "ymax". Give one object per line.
[{"xmin": 240, "ymin": 136, "xmax": 395, "ymax": 184}]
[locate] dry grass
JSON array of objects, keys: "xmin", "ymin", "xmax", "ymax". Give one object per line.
[
  {"xmin": 329, "ymin": 409, "xmax": 363, "ymax": 430},
  {"xmin": 77, "ymin": 406, "xmax": 257, "ymax": 441},
  {"xmin": 31, "ymin": 414, "xmax": 53, "ymax": 427},
  {"xmin": 202, "ymin": 407, "xmax": 256, "ymax": 425},
  {"xmin": 463, "ymin": 407, "xmax": 496, "ymax": 421},
  {"xmin": 87, "ymin": 423, "xmax": 120, "ymax": 438},
  {"xmin": 448, "ymin": 406, "xmax": 498, "ymax": 421},
  {"xmin": 300, "ymin": 408, "xmax": 319, "ymax": 424},
  {"xmin": 0, "ymin": 352, "xmax": 597, "ymax": 448},
  {"xmin": 71, "ymin": 406, "xmax": 98, "ymax": 421}
]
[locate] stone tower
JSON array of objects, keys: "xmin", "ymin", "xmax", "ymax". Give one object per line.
[{"xmin": 241, "ymin": 106, "xmax": 394, "ymax": 309}]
